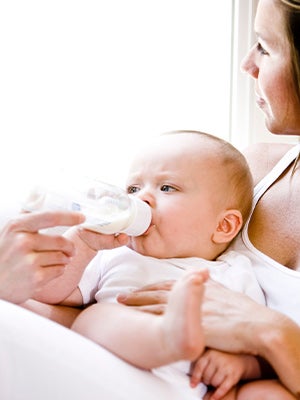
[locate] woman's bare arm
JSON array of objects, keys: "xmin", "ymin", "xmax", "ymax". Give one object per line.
[
  {"xmin": 21, "ymin": 299, "xmax": 82, "ymax": 328},
  {"xmin": 202, "ymin": 280, "xmax": 300, "ymax": 397},
  {"xmin": 118, "ymin": 279, "xmax": 300, "ymax": 397}
]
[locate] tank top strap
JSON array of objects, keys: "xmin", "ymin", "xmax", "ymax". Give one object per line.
[
  {"xmin": 242, "ymin": 143, "xmax": 300, "ymax": 241},
  {"xmin": 252, "ymin": 144, "xmax": 300, "ymax": 207}
]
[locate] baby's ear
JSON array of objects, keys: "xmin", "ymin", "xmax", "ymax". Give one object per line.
[{"xmin": 212, "ymin": 210, "xmax": 243, "ymax": 244}]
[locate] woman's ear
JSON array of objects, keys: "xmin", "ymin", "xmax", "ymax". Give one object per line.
[{"xmin": 212, "ymin": 210, "xmax": 243, "ymax": 244}]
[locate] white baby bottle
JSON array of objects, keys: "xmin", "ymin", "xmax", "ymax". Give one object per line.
[{"xmin": 22, "ymin": 176, "xmax": 151, "ymax": 236}]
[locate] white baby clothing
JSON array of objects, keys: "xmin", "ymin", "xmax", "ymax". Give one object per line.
[
  {"xmin": 79, "ymin": 247, "xmax": 264, "ymax": 305},
  {"xmin": 79, "ymin": 246, "xmax": 264, "ymax": 397}
]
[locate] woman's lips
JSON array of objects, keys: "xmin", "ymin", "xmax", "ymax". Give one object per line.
[{"xmin": 255, "ymin": 93, "xmax": 266, "ymax": 109}]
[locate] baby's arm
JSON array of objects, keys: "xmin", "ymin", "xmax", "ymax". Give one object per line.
[
  {"xmin": 33, "ymin": 227, "xmax": 129, "ymax": 305},
  {"xmin": 190, "ymin": 349, "xmax": 261, "ymax": 400}
]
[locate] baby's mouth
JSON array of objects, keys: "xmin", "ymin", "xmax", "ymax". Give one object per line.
[{"xmin": 142, "ymin": 223, "xmax": 155, "ymax": 236}]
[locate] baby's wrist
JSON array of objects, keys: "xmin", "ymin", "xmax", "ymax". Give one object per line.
[{"xmin": 235, "ymin": 355, "xmax": 261, "ymax": 380}]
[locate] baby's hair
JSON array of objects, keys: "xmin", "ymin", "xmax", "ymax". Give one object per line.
[{"xmin": 162, "ymin": 130, "xmax": 253, "ymax": 224}]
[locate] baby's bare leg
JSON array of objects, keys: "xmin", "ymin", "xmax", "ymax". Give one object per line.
[
  {"xmin": 162, "ymin": 270, "xmax": 208, "ymax": 361},
  {"xmin": 236, "ymin": 380, "xmax": 297, "ymax": 400},
  {"xmin": 211, "ymin": 379, "xmax": 297, "ymax": 400},
  {"xmin": 72, "ymin": 270, "xmax": 208, "ymax": 369}
]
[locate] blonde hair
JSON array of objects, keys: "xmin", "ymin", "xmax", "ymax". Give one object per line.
[
  {"xmin": 277, "ymin": 0, "xmax": 300, "ymax": 102},
  {"xmin": 276, "ymin": 0, "xmax": 300, "ymax": 169},
  {"xmin": 164, "ymin": 130, "xmax": 254, "ymax": 224}
]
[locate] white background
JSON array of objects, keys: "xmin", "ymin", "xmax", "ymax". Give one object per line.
[{"xmin": 0, "ymin": 1, "xmax": 232, "ymax": 208}]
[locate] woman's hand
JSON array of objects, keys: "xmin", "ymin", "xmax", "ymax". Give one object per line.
[
  {"xmin": 119, "ymin": 275, "xmax": 300, "ymax": 396},
  {"xmin": 118, "ymin": 276, "xmax": 268, "ymax": 353},
  {"xmin": 117, "ymin": 279, "xmax": 175, "ymax": 314},
  {"xmin": 203, "ymin": 280, "xmax": 300, "ymax": 397},
  {"xmin": 118, "ymin": 277, "xmax": 271, "ymax": 352},
  {"xmin": 202, "ymin": 279, "xmax": 269, "ymax": 355},
  {"xmin": 0, "ymin": 210, "xmax": 85, "ymax": 304},
  {"xmin": 74, "ymin": 227, "xmax": 129, "ymax": 252}
]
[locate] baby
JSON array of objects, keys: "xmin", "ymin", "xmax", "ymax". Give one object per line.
[{"xmin": 36, "ymin": 131, "xmax": 265, "ymax": 399}]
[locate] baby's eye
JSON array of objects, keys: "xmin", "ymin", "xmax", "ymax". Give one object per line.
[
  {"xmin": 160, "ymin": 185, "xmax": 176, "ymax": 192},
  {"xmin": 256, "ymin": 42, "xmax": 268, "ymax": 55},
  {"xmin": 127, "ymin": 185, "xmax": 140, "ymax": 194}
]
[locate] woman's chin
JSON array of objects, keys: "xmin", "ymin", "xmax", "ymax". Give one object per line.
[{"xmin": 264, "ymin": 117, "xmax": 284, "ymax": 135}]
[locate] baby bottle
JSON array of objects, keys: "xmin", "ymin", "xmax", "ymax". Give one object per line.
[{"xmin": 22, "ymin": 176, "xmax": 151, "ymax": 236}]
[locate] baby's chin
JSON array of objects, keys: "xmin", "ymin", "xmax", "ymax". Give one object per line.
[{"xmin": 128, "ymin": 238, "xmax": 167, "ymax": 259}]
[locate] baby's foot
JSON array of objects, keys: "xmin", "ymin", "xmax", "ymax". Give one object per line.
[{"xmin": 162, "ymin": 269, "xmax": 209, "ymax": 362}]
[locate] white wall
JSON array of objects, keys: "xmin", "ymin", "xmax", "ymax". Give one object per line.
[
  {"xmin": 0, "ymin": 0, "xmax": 232, "ymax": 206},
  {"xmin": 1, "ymin": 0, "xmax": 298, "ymax": 222}
]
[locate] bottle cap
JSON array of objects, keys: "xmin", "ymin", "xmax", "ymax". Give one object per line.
[{"xmin": 122, "ymin": 197, "xmax": 151, "ymax": 236}]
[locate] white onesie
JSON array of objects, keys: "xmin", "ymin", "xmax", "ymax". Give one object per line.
[
  {"xmin": 79, "ymin": 246, "xmax": 264, "ymax": 398},
  {"xmin": 79, "ymin": 247, "xmax": 264, "ymax": 305}
]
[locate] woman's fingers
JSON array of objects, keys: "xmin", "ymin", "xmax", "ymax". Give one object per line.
[
  {"xmin": 5, "ymin": 210, "xmax": 85, "ymax": 233},
  {"xmin": 134, "ymin": 280, "xmax": 175, "ymax": 292},
  {"xmin": 117, "ymin": 289, "xmax": 169, "ymax": 306},
  {"xmin": 116, "ymin": 280, "xmax": 177, "ymax": 314},
  {"xmin": 76, "ymin": 229, "xmax": 129, "ymax": 251}
]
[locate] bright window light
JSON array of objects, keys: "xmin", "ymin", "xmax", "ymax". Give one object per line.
[{"xmin": 0, "ymin": 1, "xmax": 232, "ymax": 210}]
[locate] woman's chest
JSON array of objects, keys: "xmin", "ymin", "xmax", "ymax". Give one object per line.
[{"xmin": 248, "ymin": 171, "xmax": 300, "ymax": 271}]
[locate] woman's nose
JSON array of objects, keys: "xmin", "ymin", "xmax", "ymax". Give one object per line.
[{"xmin": 240, "ymin": 46, "xmax": 259, "ymax": 79}]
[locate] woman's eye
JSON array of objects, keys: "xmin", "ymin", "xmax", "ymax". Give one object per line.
[
  {"xmin": 256, "ymin": 42, "xmax": 268, "ymax": 55},
  {"xmin": 127, "ymin": 186, "xmax": 140, "ymax": 194},
  {"xmin": 160, "ymin": 185, "xmax": 176, "ymax": 192}
]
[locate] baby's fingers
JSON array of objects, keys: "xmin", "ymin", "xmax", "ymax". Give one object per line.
[
  {"xmin": 209, "ymin": 378, "xmax": 236, "ymax": 400},
  {"xmin": 189, "ymin": 358, "xmax": 208, "ymax": 388}
]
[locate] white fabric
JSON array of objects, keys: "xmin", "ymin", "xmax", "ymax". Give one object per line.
[
  {"xmin": 4, "ymin": 147, "xmax": 300, "ymax": 399},
  {"xmin": 0, "ymin": 300, "xmax": 203, "ymax": 400},
  {"xmin": 79, "ymin": 247, "xmax": 265, "ymax": 305},
  {"xmin": 79, "ymin": 246, "xmax": 265, "ymax": 395},
  {"xmin": 231, "ymin": 144, "xmax": 300, "ymax": 325}
]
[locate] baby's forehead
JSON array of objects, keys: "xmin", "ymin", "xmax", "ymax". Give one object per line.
[
  {"xmin": 128, "ymin": 136, "xmax": 222, "ymax": 181},
  {"xmin": 134, "ymin": 133, "xmax": 219, "ymax": 160}
]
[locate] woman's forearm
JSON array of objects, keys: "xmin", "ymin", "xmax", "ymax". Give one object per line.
[
  {"xmin": 257, "ymin": 313, "xmax": 300, "ymax": 397},
  {"xmin": 21, "ymin": 300, "xmax": 82, "ymax": 327},
  {"xmin": 118, "ymin": 278, "xmax": 300, "ymax": 395},
  {"xmin": 202, "ymin": 281, "xmax": 300, "ymax": 396}
]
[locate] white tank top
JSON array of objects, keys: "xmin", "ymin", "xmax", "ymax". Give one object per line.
[{"xmin": 231, "ymin": 144, "xmax": 300, "ymax": 325}]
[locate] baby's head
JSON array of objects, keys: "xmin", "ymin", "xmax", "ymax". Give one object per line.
[{"xmin": 126, "ymin": 131, "xmax": 253, "ymax": 260}]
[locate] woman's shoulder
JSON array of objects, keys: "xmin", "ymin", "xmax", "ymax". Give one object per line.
[{"xmin": 242, "ymin": 142, "xmax": 296, "ymax": 185}]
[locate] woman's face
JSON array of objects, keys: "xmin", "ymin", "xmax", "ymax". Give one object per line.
[{"xmin": 241, "ymin": 0, "xmax": 300, "ymax": 135}]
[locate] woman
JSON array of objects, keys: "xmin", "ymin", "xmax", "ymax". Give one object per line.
[
  {"xmin": 3, "ymin": 0, "xmax": 299, "ymax": 398},
  {"xmin": 118, "ymin": 0, "xmax": 300, "ymax": 397}
]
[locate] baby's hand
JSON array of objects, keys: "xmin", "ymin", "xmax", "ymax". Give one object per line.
[
  {"xmin": 190, "ymin": 349, "xmax": 255, "ymax": 400},
  {"xmin": 65, "ymin": 225, "xmax": 129, "ymax": 253},
  {"xmin": 76, "ymin": 227, "xmax": 129, "ymax": 251}
]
